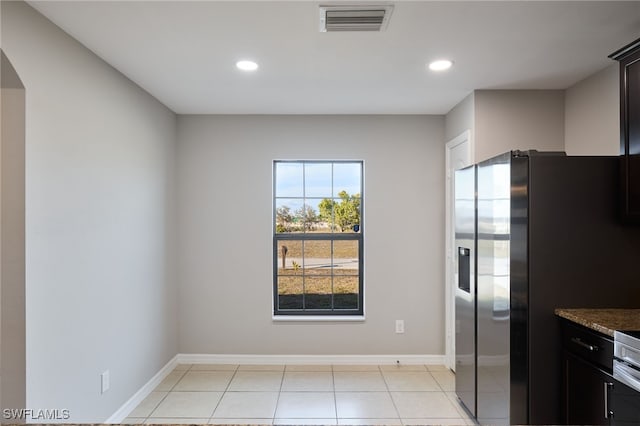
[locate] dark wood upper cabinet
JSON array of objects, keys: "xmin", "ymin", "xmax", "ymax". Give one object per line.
[{"xmin": 610, "ymin": 38, "xmax": 640, "ymax": 224}]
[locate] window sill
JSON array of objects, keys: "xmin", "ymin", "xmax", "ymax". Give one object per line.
[{"xmin": 272, "ymin": 315, "xmax": 365, "ymax": 322}]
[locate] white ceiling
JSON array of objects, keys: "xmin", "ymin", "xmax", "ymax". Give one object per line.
[{"xmin": 28, "ymin": 1, "xmax": 640, "ymax": 115}]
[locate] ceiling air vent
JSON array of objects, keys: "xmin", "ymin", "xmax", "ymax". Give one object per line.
[{"xmin": 319, "ymin": 4, "xmax": 394, "ymax": 32}]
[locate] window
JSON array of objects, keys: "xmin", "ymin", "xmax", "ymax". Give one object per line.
[{"xmin": 273, "ymin": 160, "xmax": 363, "ymax": 316}]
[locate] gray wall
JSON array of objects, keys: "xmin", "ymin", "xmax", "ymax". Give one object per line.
[
  {"xmin": 445, "ymin": 93, "xmax": 474, "ymax": 142},
  {"xmin": 1, "ymin": 2, "xmax": 178, "ymax": 422},
  {"xmin": 1, "ymin": 50, "xmax": 26, "ymax": 417},
  {"xmin": 475, "ymin": 90, "xmax": 565, "ymax": 162},
  {"xmin": 564, "ymin": 63, "xmax": 619, "ymax": 155},
  {"xmin": 445, "ymin": 90, "xmax": 565, "ymax": 164},
  {"xmin": 177, "ymin": 115, "xmax": 446, "ymax": 355}
]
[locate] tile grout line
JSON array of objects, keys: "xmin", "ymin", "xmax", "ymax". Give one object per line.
[
  {"xmin": 204, "ymin": 364, "xmax": 239, "ymax": 424},
  {"xmin": 332, "ymin": 365, "xmax": 338, "ymax": 424},
  {"xmin": 144, "ymin": 367, "xmax": 189, "ymax": 422},
  {"xmin": 428, "ymin": 369, "xmax": 445, "ymax": 392},
  {"xmin": 379, "ymin": 364, "xmax": 403, "ymax": 424},
  {"xmin": 271, "ymin": 366, "xmax": 286, "ymax": 424},
  {"xmin": 428, "ymin": 365, "xmax": 467, "ymax": 424}
]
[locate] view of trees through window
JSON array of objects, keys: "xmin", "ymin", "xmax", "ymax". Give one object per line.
[
  {"xmin": 276, "ymin": 190, "xmax": 361, "ymax": 233},
  {"xmin": 273, "ymin": 161, "xmax": 363, "ymax": 315}
]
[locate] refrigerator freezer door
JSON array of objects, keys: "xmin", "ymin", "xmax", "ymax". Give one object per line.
[
  {"xmin": 476, "ymin": 153, "xmax": 512, "ymax": 425},
  {"xmin": 454, "ymin": 165, "xmax": 476, "ymax": 417}
]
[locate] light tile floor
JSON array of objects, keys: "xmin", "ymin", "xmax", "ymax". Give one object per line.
[{"xmin": 122, "ymin": 364, "xmax": 476, "ymax": 425}]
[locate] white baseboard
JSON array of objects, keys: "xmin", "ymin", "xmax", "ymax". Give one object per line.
[
  {"xmin": 104, "ymin": 355, "xmax": 178, "ymax": 424},
  {"xmin": 177, "ymin": 353, "xmax": 444, "ymax": 366},
  {"xmin": 106, "ymin": 353, "xmax": 445, "ymax": 422}
]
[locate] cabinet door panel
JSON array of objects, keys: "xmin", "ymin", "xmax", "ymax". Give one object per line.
[
  {"xmin": 564, "ymin": 351, "xmax": 611, "ymax": 425},
  {"xmin": 611, "ymin": 378, "xmax": 640, "ymax": 426},
  {"xmin": 611, "ymin": 39, "xmax": 640, "ymax": 222}
]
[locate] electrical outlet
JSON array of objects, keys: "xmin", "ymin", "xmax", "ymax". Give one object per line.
[
  {"xmin": 101, "ymin": 370, "xmax": 110, "ymax": 394},
  {"xmin": 395, "ymin": 320, "xmax": 405, "ymax": 334}
]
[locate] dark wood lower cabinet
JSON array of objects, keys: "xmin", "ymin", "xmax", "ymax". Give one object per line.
[
  {"xmin": 561, "ymin": 320, "xmax": 640, "ymax": 425},
  {"xmin": 563, "ymin": 351, "xmax": 612, "ymax": 425}
]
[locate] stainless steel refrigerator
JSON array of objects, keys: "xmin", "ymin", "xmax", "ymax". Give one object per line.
[{"xmin": 454, "ymin": 151, "xmax": 640, "ymax": 425}]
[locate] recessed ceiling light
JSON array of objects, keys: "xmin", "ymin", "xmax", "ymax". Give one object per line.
[
  {"xmin": 236, "ymin": 60, "xmax": 258, "ymax": 71},
  {"xmin": 428, "ymin": 59, "xmax": 453, "ymax": 72}
]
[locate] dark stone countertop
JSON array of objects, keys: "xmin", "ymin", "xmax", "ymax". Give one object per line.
[{"xmin": 555, "ymin": 308, "xmax": 640, "ymax": 337}]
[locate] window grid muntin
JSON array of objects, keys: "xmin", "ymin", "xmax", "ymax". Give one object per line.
[
  {"xmin": 275, "ymin": 236, "xmax": 361, "ymax": 312},
  {"xmin": 275, "ymin": 161, "xmax": 362, "ymax": 235},
  {"xmin": 273, "ymin": 160, "xmax": 363, "ymax": 316}
]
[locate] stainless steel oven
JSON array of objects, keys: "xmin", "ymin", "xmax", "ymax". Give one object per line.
[
  {"xmin": 614, "ymin": 331, "xmax": 640, "ymax": 392},
  {"xmin": 613, "ymin": 331, "xmax": 640, "ymax": 424}
]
